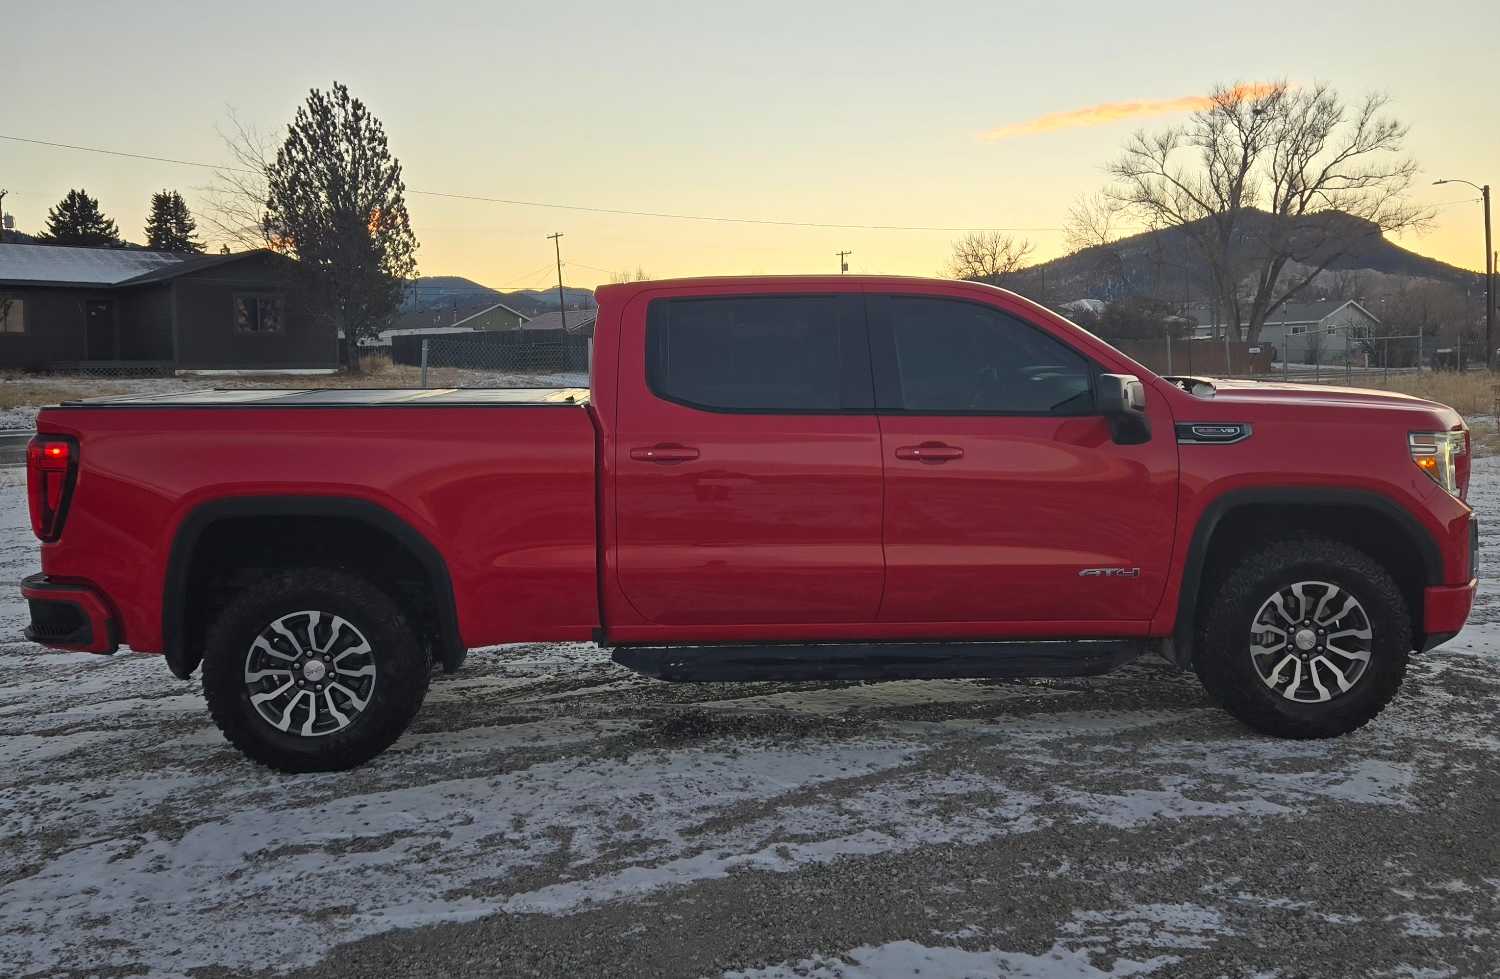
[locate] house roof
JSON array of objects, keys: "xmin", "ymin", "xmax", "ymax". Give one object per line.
[
  {"xmin": 451, "ymin": 301, "xmax": 532, "ymax": 328},
  {"xmin": 0, "ymin": 243, "xmax": 272, "ymax": 288},
  {"xmin": 1259, "ymin": 299, "xmax": 1381, "ymax": 326},
  {"xmin": 521, "ymin": 309, "xmax": 598, "ymax": 334}
]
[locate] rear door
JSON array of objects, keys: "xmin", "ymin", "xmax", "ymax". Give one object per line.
[
  {"xmin": 870, "ymin": 292, "xmax": 1178, "ymax": 627},
  {"xmin": 612, "ymin": 290, "xmax": 884, "ymax": 627}
]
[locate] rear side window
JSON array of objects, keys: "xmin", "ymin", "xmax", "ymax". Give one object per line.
[
  {"xmin": 646, "ymin": 296, "xmax": 870, "ymax": 412},
  {"xmin": 873, "ymin": 296, "xmax": 1094, "ymax": 414}
]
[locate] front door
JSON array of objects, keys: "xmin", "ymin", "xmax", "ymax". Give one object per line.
[
  {"xmin": 869, "ymin": 293, "xmax": 1178, "ymax": 627},
  {"xmin": 612, "ymin": 290, "xmax": 884, "ymax": 627},
  {"xmin": 85, "ymin": 300, "xmax": 116, "ymax": 360}
]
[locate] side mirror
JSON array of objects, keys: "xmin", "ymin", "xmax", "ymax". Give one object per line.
[{"xmin": 1097, "ymin": 373, "xmax": 1151, "ymax": 445}]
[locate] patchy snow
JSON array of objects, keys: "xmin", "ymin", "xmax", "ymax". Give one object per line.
[
  {"xmin": 723, "ymin": 941, "xmax": 1177, "ymax": 978},
  {"xmin": 0, "ymin": 456, "xmax": 1496, "ymax": 976}
]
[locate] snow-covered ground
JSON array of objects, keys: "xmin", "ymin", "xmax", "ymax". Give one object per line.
[{"xmin": 1, "ymin": 465, "xmax": 1498, "ymax": 978}]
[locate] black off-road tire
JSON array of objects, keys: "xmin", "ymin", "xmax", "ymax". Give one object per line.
[
  {"xmin": 202, "ymin": 568, "xmax": 431, "ymax": 772},
  {"xmin": 1194, "ymin": 537, "xmax": 1410, "ymax": 739}
]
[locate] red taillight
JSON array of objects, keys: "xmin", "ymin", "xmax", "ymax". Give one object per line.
[{"xmin": 27, "ymin": 436, "xmax": 78, "ymax": 542}]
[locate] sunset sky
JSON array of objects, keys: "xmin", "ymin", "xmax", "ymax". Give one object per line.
[{"xmin": 5, "ymin": 0, "xmax": 1497, "ymax": 292}]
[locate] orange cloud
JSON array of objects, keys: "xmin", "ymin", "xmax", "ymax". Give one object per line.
[{"xmin": 978, "ymin": 83, "xmax": 1281, "ymax": 140}]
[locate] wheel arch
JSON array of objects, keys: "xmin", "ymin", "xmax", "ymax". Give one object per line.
[
  {"xmin": 1171, "ymin": 487, "xmax": 1440, "ymax": 668},
  {"xmin": 163, "ymin": 496, "xmax": 465, "ymax": 679}
]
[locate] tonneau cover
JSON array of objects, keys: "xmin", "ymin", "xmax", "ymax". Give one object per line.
[{"xmin": 52, "ymin": 387, "xmax": 590, "ymax": 408}]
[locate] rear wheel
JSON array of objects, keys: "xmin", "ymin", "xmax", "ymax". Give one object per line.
[
  {"xmin": 202, "ymin": 568, "xmax": 430, "ymax": 772},
  {"xmin": 1195, "ymin": 537, "xmax": 1410, "ymax": 739}
]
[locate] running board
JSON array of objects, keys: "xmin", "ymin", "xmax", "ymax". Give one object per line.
[{"xmin": 610, "ymin": 640, "xmax": 1147, "ymax": 683}]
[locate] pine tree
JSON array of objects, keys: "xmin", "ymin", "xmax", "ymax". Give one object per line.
[
  {"xmin": 144, "ymin": 190, "xmax": 203, "ymax": 252},
  {"xmin": 265, "ymin": 82, "xmax": 418, "ymax": 369},
  {"xmin": 43, "ymin": 189, "xmax": 121, "ymax": 247}
]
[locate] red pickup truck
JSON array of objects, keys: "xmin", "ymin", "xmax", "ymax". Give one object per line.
[{"xmin": 22, "ymin": 276, "xmax": 1478, "ymax": 771}]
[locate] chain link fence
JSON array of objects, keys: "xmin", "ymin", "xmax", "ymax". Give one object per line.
[{"xmin": 384, "ymin": 331, "xmax": 591, "ymax": 388}]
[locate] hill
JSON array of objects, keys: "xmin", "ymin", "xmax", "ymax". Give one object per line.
[
  {"xmin": 401, "ymin": 277, "xmax": 594, "ymax": 319},
  {"xmin": 1010, "ymin": 210, "xmax": 1481, "ymax": 306}
]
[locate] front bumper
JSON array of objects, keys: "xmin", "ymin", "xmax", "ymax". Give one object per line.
[
  {"xmin": 21, "ymin": 574, "xmax": 118, "ymax": 654},
  {"xmin": 1421, "ymin": 579, "xmax": 1477, "ymax": 652}
]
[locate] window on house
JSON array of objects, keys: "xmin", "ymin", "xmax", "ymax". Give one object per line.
[
  {"xmin": 0, "ymin": 298, "xmax": 23, "ymax": 335},
  {"xmin": 1289, "ymin": 326, "xmax": 1307, "ymax": 335},
  {"xmin": 234, "ymin": 294, "xmax": 284, "ymax": 334}
]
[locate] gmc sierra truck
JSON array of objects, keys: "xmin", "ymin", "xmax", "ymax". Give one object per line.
[{"xmin": 21, "ymin": 276, "xmax": 1478, "ymax": 771}]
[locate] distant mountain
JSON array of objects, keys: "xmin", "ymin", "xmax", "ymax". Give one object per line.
[
  {"xmin": 514, "ymin": 286, "xmax": 596, "ymax": 310},
  {"xmin": 401, "ymin": 277, "xmax": 594, "ymax": 319},
  {"xmin": 1011, "ymin": 210, "xmax": 1481, "ymax": 306}
]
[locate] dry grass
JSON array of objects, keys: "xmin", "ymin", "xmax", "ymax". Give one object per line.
[
  {"xmin": 1357, "ymin": 371, "xmax": 1497, "ymax": 417},
  {"xmin": 0, "ymin": 377, "xmax": 127, "ymax": 411}
]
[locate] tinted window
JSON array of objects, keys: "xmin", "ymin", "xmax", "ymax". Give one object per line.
[
  {"xmin": 881, "ymin": 297, "xmax": 1093, "ymax": 413},
  {"xmin": 647, "ymin": 296, "xmax": 862, "ymax": 411}
]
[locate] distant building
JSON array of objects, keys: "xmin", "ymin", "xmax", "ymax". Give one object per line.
[
  {"xmin": 0, "ymin": 243, "xmax": 334, "ymax": 371},
  {"xmin": 1193, "ymin": 299, "xmax": 1381, "ymax": 363},
  {"xmin": 452, "ymin": 301, "xmax": 531, "ymax": 332},
  {"xmin": 519, "ymin": 309, "xmax": 598, "ymax": 338}
]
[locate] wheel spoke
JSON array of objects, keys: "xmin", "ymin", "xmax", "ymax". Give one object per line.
[
  {"xmin": 1313, "ymin": 655, "xmax": 1354, "ymax": 693},
  {"xmin": 323, "ymin": 689, "xmax": 349, "ymax": 728},
  {"xmin": 328, "ymin": 681, "xmax": 369, "ymax": 712},
  {"xmin": 1307, "ymin": 658, "xmax": 1333, "ymax": 701},
  {"xmin": 1265, "ymin": 653, "xmax": 1297, "ymax": 687},
  {"xmin": 1324, "ymin": 641, "xmax": 1370, "ymax": 664},
  {"xmin": 245, "ymin": 668, "xmax": 293, "ymax": 683},
  {"xmin": 1280, "ymin": 657, "xmax": 1304, "ymax": 700},
  {"xmin": 250, "ymin": 678, "xmax": 295, "ymax": 707}
]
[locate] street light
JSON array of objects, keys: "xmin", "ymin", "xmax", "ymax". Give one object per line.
[{"xmin": 1434, "ymin": 178, "xmax": 1494, "ymax": 369}]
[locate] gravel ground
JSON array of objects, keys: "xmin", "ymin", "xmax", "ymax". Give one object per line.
[{"xmin": 1, "ymin": 465, "xmax": 1497, "ymax": 978}]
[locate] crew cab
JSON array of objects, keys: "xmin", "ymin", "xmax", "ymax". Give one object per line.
[{"xmin": 22, "ymin": 276, "xmax": 1478, "ymax": 771}]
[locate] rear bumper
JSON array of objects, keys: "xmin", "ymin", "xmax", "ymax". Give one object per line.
[
  {"xmin": 1421, "ymin": 579, "xmax": 1477, "ymax": 652},
  {"xmin": 20, "ymin": 574, "xmax": 118, "ymax": 654}
]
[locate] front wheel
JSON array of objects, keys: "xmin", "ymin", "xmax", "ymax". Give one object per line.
[
  {"xmin": 1195, "ymin": 537, "xmax": 1410, "ymax": 739},
  {"xmin": 202, "ymin": 568, "xmax": 431, "ymax": 772}
]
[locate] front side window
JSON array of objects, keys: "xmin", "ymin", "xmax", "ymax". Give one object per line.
[
  {"xmin": 0, "ymin": 297, "xmax": 23, "ymax": 334},
  {"xmin": 234, "ymin": 294, "xmax": 284, "ymax": 334},
  {"xmin": 877, "ymin": 296, "xmax": 1093, "ymax": 414},
  {"xmin": 646, "ymin": 296, "xmax": 864, "ymax": 411}
]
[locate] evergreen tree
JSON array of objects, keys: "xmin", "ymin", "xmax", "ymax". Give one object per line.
[
  {"xmin": 144, "ymin": 190, "xmax": 203, "ymax": 252},
  {"xmin": 264, "ymin": 82, "xmax": 418, "ymax": 369},
  {"xmin": 43, "ymin": 189, "xmax": 120, "ymax": 247}
]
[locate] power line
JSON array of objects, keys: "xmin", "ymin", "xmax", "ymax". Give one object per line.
[{"xmin": 0, "ymin": 133, "xmax": 1063, "ymax": 233}]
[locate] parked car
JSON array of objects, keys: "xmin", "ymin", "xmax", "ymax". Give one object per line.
[{"xmin": 22, "ymin": 276, "xmax": 1478, "ymax": 771}]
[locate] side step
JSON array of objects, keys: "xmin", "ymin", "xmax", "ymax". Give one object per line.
[{"xmin": 610, "ymin": 640, "xmax": 1147, "ymax": 683}]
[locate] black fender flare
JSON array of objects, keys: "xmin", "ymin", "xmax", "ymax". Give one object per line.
[
  {"xmin": 162, "ymin": 496, "xmax": 465, "ymax": 679},
  {"xmin": 1170, "ymin": 486, "xmax": 1441, "ymax": 667}
]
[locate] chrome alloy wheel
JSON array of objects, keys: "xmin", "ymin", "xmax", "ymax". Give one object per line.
[
  {"xmin": 1249, "ymin": 581, "xmax": 1373, "ymax": 703},
  {"xmin": 243, "ymin": 611, "xmax": 377, "ymax": 737}
]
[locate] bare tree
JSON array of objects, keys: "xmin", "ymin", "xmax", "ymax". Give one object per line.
[
  {"xmin": 199, "ymin": 108, "xmax": 277, "ymax": 250},
  {"xmin": 1106, "ymin": 81, "xmax": 1427, "ymax": 343},
  {"xmin": 1064, "ymin": 193, "xmax": 1123, "ymax": 253},
  {"xmin": 946, "ymin": 231, "xmax": 1035, "ymax": 284},
  {"xmin": 1328, "ymin": 267, "xmax": 1372, "ymax": 303},
  {"xmin": 609, "ymin": 267, "xmax": 651, "ymax": 283}
]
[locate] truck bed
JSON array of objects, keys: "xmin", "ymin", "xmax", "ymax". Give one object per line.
[{"xmin": 52, "ymin": 387, "xmax": 591, "ymax": 409}]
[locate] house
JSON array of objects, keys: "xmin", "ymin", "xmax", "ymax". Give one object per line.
[
  {"xmin": 451, "ymin": 301, "xmax": 531, "ymax": 332},
  {"xmin": 1191, "ymin": 299, "xmax": 1381, "ymax": 364},
  {"xmin": 0, "ymin": 243, "xmax": 335, "ymax": 371},
  {"xmin": 519, "ymin": 309, "xmax": 597, "ymax": 337}
]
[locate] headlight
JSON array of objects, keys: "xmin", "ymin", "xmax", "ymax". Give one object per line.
[{"xmin": 1410, "ymin": 431, "xmax": 1465, "ymax": 497}]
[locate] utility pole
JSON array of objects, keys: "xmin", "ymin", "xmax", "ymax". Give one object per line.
[
  {"xmin": 837, "ymin": 250, "xmax": 852, "ymax": 274},
  {"xmin": 547, "ymin": 232, "xmax": 567, "ymax": 331},
  {"xmin": 0, "ymin": 190, "xmax": 7, "ymax": 244},
  {"xmin": 1434, "ymin": 179, "xmax": 1493, "ymax": 368}
]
